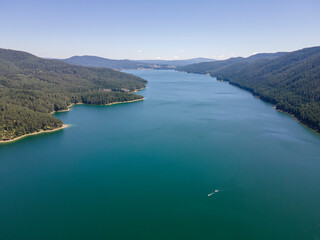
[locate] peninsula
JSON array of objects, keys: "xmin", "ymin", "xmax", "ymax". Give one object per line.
[{"xmin": 0, "ymin": 49, "xmax": 147, "ymax": 142}]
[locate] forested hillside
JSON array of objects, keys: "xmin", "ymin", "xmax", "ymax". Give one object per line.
[
  {"xmin": 0, "ymin": 49, "xmax": 147, "ymax": 141},
  {"xmin": 180, "ymin": 52, "xmax": 287, "ymax": 74},
  {"xmin": 180, "ymin": 47, "xmax": 320, "ymax": 132}
]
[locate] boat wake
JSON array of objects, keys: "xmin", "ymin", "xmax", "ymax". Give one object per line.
[{"xmin": 208, "ymin": 189, "xmax": 219, "ymax": 197}]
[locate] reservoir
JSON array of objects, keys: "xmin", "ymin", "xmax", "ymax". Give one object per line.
[{"xmin": 1, "ymin": 70, "xmax": 320, "ymax": 239}]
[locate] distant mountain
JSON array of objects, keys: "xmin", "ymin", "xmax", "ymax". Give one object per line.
[
  {"xmin": 179, "ymin": 52, "xmax": 287, "ymax": 73},
  {"xmin": 136, "ymin": 58, "xmax": 215, "ymax": 66},
  {"xmin": 180, "ymin": 47, "xmax": 320, "ymax": 133},
  {"xmin": 60, "ymin": 56, "xmax": 215, "ymax": 70},
  {"xmin": 246, "ymin": 52, "xmax": 288, "ymax": 61},
  {"xmin": 61, "ymin": 56, "xmax": 171, "ymax": 70}
]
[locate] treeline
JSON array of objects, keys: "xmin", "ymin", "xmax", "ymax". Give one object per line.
[
  {"xmin": 0, "ymin": 49, "xmax": 147, "ymax": 141},
  {"xmin": 0, "ymin": 102, "xmax": 63, "ymax": 140},
  {"xmin": 81, "ymin": 92, "xmax": 143, "ymax": 105},
  {"xmin": 180, "ymin": 47, "xmax": 320, "ymax": 133}
]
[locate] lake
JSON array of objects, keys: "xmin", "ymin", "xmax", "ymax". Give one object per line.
[{"xmin": 1, "ymin": 70, "xmax": 320, "ymax": 239}]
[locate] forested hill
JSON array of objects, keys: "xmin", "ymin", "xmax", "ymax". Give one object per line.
[
  {"xmin": 179, "ymin": 52, "xmax": 287, "ymax": 73},
  {"xmin": 180, "ymin": 47, "xmax": 320, "ymax": 133},
  {"xmin": 0, "ymin": 49, "xmax": 147, "ymax": 141}
]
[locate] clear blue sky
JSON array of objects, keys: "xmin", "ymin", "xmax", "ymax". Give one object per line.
[{"xmin": 1, "ymin": 0, "xmax": 320, "ymax": 60}]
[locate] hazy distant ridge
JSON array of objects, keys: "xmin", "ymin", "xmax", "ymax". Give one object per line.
[
  {"xmin": 60, "ymin": 56, "xmax": 215, "ymax": 70},
  {"xmin": 61, "ymin": 56, "xmax": 169, "ymax": 70},
  {"xmin": 135, "ymin": 58, "xmax": 215, "ymax": 66}
]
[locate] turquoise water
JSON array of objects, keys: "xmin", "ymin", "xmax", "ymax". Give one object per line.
[{"xmin": 1, "ymin": 70, "xmax": 320, "ymax": 239}]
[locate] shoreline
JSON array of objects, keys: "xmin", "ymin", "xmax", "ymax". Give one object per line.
[
  {"xmin": 1, "ymin": 97, "xmax": 145, "ymax": 143},
  {"xmin": 50, "ymin": 103, "xmax": 82, "ymax": 114},
  {"xmin": 51, "ymin": 88, "xmax": 146, "ymax": 115},
  {"xmin": 52, "ymin": 98, "xmax": 144, "ymax": 114},
  {"xmin": 105, "ymin": 98, "xmax": 144, "ymax": 105},
  {"xmin": 179, "ymin": 70, "xmax": 320, "ymax": 134},
  {"xmin": 0, "ymin": 125, "xmax": 69, "ymax": 144},
  {"xmin": 273, "ymin": 106, "xmax": 320, "ymax": 135},
  {"xmin": 132, "ymin": 87, "xmax": 147, "ymax": 93}
]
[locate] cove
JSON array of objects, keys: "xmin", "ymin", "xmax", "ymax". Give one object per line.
[{"xmin": 1, "ymin": 70, "xmax": 320, "ymax": 239}]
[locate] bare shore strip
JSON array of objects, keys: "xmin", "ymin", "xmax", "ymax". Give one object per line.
[
  {"xmin": 105, "ymin": 98, "xmax": 144, "ymax": 105},
  {"xmin": 50, "ymin": 87, "xmax": 146, "ymax": 114},
  {"xmin": 1, "ymin": 97, "xmax": 145, "ymax": 143},
  {"xmin": 0, "ymin": 125, "xmax": 69, "ymax": 144},
  {"xmin": 132, "ymin": 87, "xmax": 147, "ymax": 93},
  {"xmin": 273, "ymin": 106, "xmax": 320, "ymax": 135},
  {"xmin": 51, "ymin": 97, "xmax": 144, "ymax": 114},
  {"xmin": 191, "ymin": 72, "xmax": 319, "ymax": 134}
]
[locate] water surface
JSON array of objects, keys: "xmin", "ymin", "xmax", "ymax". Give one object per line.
[{"xmin": 1, "ymin": 70, "xmax": 320, "ymax": 239}]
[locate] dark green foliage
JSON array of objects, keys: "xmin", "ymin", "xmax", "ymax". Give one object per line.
[
  {"xmin": 0, "ymin": 102, "xmax": 63, "ymax": 141},
  {"xmin": 0, "ymin": 49, "xmax": 147, "ymax": 141},
  {"xmin": 180, "ymin": 47, "xmax": 320, "ymax": 132},
  {"xmin": 179, "ymin": 52, "xmax": 287, "ymax": 74},
  {"xmin": 81, "ymin": 92, "xmax": 143, "ymax": 105}
]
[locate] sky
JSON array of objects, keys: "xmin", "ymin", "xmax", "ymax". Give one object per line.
[{"xmin": 1, "ymin": 0, "xmax": 320, "ymax": 60}]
